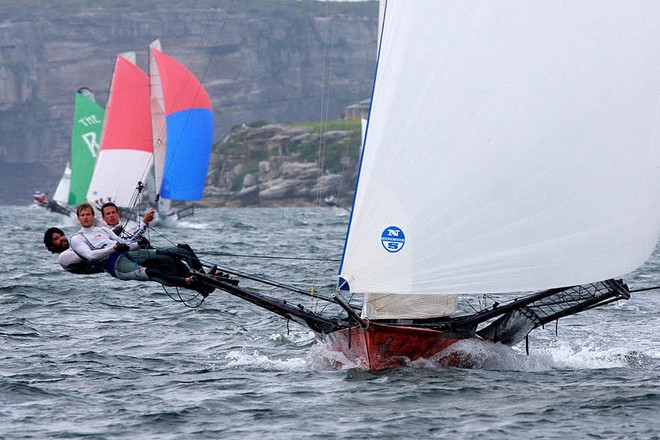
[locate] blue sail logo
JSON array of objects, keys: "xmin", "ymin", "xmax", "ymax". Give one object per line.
[{"xmin": 381, "ymin": 226, "xmax": 405, "ymax": 253}]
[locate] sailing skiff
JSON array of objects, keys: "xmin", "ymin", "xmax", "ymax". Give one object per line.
[{"xmin": 190, "ymin": 0, "xmax": 660, "ymax": 370}]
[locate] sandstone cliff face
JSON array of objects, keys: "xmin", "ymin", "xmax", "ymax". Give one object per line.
[
  {"xmin": 204, "ymin": 121, "xmax": 360, "ymax": 207},
  {"xmin": 0, "ymin": 0, "xmax": 377, "ymax": 204}
]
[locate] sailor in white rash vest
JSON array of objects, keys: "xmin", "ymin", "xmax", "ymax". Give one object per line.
[
  {"xmin": 67, "ymin": 203, "xmax": 212, "ymax": 295},
  {"xmin": 43, "ymin": 227, "xmax": 103, "ymax": 274},
  {"xmin": 99, "ymin": 201, "xmax": 152, "ymax": 243}
]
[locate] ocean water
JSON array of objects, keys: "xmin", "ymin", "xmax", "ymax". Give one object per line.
[{"xmin": 1, "ymin": 205, "xmax": 659, "ymax": 439}]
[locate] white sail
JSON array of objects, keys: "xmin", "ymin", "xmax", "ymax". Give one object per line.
[
  {"xmin": 339, "ymin": 0, "xmax": 660, "ymax": 296},
  {"xmin": 360, "ymin": 118, "xmax": 367, "ymax": 156},
  {"xmin": 148, "ymin": 39, "xmax": 171, "ymax": 215},
  {"xmin": 362, "ymin": 293, "xmax": 458, "ymax": 320},
  {"xmin": 52, "ymin": 162, "xmax": 71, "ymax": 205},
  {"xmin": 377, "ymin": 0, "xmax": 385, "ymax": 51}
]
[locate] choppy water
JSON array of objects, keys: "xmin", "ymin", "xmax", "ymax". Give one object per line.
[{"xmin": 1, "ymin": 206, "xmax": 659, "ymax": 439}]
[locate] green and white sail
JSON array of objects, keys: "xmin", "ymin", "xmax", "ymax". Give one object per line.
[{"xmin": 68, "ymin": 88, "xmax": 105, "ymax": 206}]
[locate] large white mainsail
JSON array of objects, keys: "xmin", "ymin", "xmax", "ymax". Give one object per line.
[{"xmin": 339, "ymin": 0, "xmax": 660, "ymax": 308}]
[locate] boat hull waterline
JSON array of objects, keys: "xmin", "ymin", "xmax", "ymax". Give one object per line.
[{"xmin": 325, "ymin": 322, "xmax": 476, "ymax": 369}]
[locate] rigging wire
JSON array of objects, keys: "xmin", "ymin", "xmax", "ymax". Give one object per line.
[
  {"xmin": 143, "ymin": 223, "xmax": 341, "ymax": 263},
  {"xmin": 117, "ymin": 181, "xmax": 145, "ymax": 231},
  {"xmin": 314, "ymin": 2, "xmax": 333, "ymax": 207},
  {"xmin": 161, "ymin": 284, "xmax": 206, "ymax": 308},
  {"xmin": 198, "ymin": 252, "xmax": 341, "ymax": 263},
  {"xmin": 141, "ymin": 224, "xmax": 342, "ymax": 304},
  {"xmin": 628, "ymin": 285, "xmax": 660, "ymax": 293},
  {"xmin": 316, "ymin": 2, "xmax": 377, "ymax": 208}
]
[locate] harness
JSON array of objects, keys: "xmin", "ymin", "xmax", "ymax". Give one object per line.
[
  {"xmin": 72, "ymin": 229, "xmax": 125, "ymax": 276},
  {"xmin": 62, "ymin": 254, "xmax": 104, "ymax": 275}
]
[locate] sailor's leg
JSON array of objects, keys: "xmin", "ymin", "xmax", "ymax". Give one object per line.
[
  {"xmin": 113, "ymin": 254, "xmax": 191, "ymax": 289},
  {"xmin": 143, "ymin": 268, "xmax": 189, "ymax": 288},
  {"xmin": 112, "ymin": 255, "xmax": 151, "ymax": 282},
  {"xmin": 128, "ymin": 249, "xmax": 191, "ymax": 277},
  {"xmin": 164, "ymin": 243, "xmax": 204, "ymax": 271},
  {"xmin": 161, "ymin": 246, "xmax": 235, "ymax": 284},
  {"xmin": 177, "ymin": 244, "xmax": 203, "ymax": 270}
]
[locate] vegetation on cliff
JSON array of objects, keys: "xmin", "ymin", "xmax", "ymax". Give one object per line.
[{"xmin": 205, "ymin": 119, "xmax": 362, "ymax": 207}]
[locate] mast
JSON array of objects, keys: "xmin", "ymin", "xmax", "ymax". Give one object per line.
[{"xmin": 148, "ymin": 40, "xmax": 170, "ymax": 214}]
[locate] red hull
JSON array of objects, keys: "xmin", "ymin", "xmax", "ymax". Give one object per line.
[{"xmin": 324, "ymin": 321, "xmax": 474, "ymax": 370}]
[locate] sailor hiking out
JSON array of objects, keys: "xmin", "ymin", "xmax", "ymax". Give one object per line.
[{"xmin": 44, "ymin": 202, "xmax": 219, "ymax": 297}]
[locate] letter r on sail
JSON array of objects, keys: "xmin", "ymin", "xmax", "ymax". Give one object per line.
[{"xmin": 82, "ymin": 132, "xmax": 99, "ymax": 157}]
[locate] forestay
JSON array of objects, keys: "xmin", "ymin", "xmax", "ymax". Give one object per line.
[{"xmin": 339, "ymin": 0, "xmax": 660, "ymax": 296}]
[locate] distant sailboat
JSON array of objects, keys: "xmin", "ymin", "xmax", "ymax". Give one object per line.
[
  {"xmin": 191, "ymin": 0, "xmax": 660, "ymax": 370},
  {"xmin": 37, "ymin": 87, "xmax": 104, "ymax": 216},
  {"xmin": 86, "ymin": 52, "xmax": 153, "ymax": 212},
  {"xmin": 148, "ymin": 40, "xmax": 213, "ymax": 222},
  {"xmin": 68, "ymin": 87, "xmax": 104, "ymax": 206},
  {"xmin": 85, "ymin": 45, "xmax": 213, "ymax": 224},
  {"xmin": 35, "ymin": 163, "xmax": 73, "ymax": 216},
  {"xmin": 51, "ymin": 163, "xmax": 71, "ymax": 207}
]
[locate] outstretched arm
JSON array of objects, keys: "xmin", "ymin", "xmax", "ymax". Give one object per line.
[{"xmin": 119, "ymin": 209, "xmax": 154, "ymax": 244}]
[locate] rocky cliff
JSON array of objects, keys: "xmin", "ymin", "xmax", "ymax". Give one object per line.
[
  {"xmin": 205, "ymin": 120, "xmax": 360, "ymax": 207},
  {"xmin": 0, "ymin": 0, "xmax": 377, "ymax": 204}
]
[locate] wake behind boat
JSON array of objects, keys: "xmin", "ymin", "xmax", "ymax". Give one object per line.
[{"xmin": 187, "ymin": 0, "xmax": 660, "ymax": 370}]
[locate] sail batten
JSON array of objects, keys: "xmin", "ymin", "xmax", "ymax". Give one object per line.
[{"xmin": 340, "ymin": 0, "xmax": 660, "ymax": 295}]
